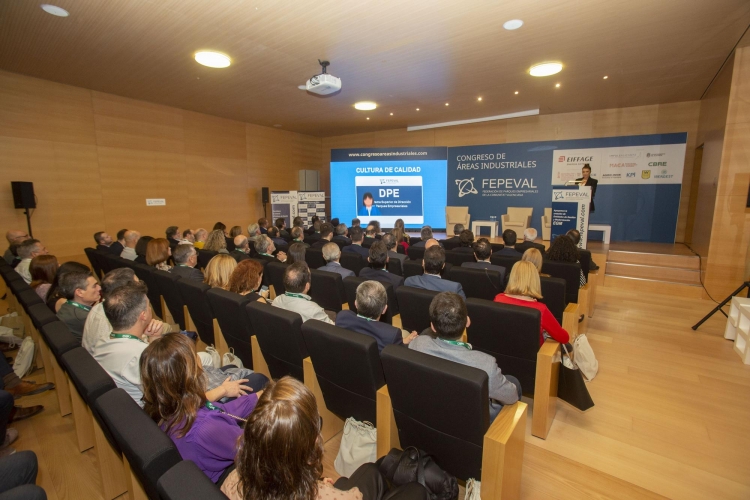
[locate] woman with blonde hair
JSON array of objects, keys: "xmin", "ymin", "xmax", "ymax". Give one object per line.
[
  {"xmin": 204, "ymin": 254, "xmax": 237, "ymax": 290},
  {"xmin": 146, "ymin": 238, "xmax": 172, "ymax": 271},
  {"xmin": 521, "ymin": 248, "xmax": 550, "ymax": 277},
  {"xmin": 204, "ymin": 230, "xmax": 229, "ymax": 253},
  {"xmin": 494, "ymin": 260, "xmax": 569, "ymax": 346},
  {"xmin": 228, "ymin": 260, "xmax": 269, "ymax": 302}
]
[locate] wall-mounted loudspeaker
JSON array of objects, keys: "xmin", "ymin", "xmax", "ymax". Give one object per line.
[
  {"xmin": 11, "ymin": 182, "xmax": 36, "ymax": 209},
  {"xmin": 262, "ymin": 187, "xmax": 270, "ymax": 204}
]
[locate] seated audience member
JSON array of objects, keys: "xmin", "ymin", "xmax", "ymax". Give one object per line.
[
  {"xmin": 287, "ymin": 242, "xmax": 307, "ymax": 265},
  {"xmin": 165, "ymin": 226, "xmax": 181, "ymax": 251},
  {"xmin": 292, "ymin": 216, "xmax": 304, "ymax": 229},
  {"xmin": 453, "ymin": 230, "xmax": 475, "ymax": 253},
  {"xmin": 462, "ymin": 238, "xmax": 506, "ymax": 280},
  {"xmin": 134, "ymin": 235, "xmax": 153, "ymax": 264},
  {"xmin": 141, "ymin": 333, "xmax": 266, "ymax": 483},
  {"xmin": 45, "ymin": 262, "xmax": 91, "ymax": 313},
  {"xmin": 290, "ymin": 226, "xmax": 309, "ymax": 248},
  {"xmin": 212, "ymin": 222, "xmax": 233, "ymax": 252},
  {"xmin": 351, "ymin": 217, "xmax": 361, "ymax": 228},
  {"xmin": 409, "ymin": 292, "xmax": 521, "ymax": 421},
  {"xmin": 547, "ymin": 234, "xmax": 586, "ymax": 287},
  {"xmin": 246, "ymin": 223, "xmax": 261, "ymax": 248},
  {"xmin": 228, "ymin": 260, "xmax": 269, "ymax": 302},
  {"xmin": 204, "ymin": 254, "xmax": 238, "ymax": 290},
  {"xmin": 171, "ymin": 244, "xmax": 205, "ymax": 281},
  {"xmin": 0, "ymin": 351, "xmax": 54, "ymax": 400},
  {"xmin": 204, "ymin": 229, "xmax": 229, "ymax": 254},
  {"xmin": 193, "ymin": 228, "xmax": 208, "ymax": 249},
  {"xmin": 230, "ymin": 235, "xmax": 252, "ymax": 263},
  {"xmin": 94, "ymin": 231, "xmax": 114, "ymax": 252},
  {"xmin": 29, "ymin": 254, "xmax": 58, "ymax": 301},
  {"xmin": 319, "ymin": 243, "xmax": 354, "ymax": 278},
  {"xmin": 109, "ymin": 229, "xmax": 127, "ymax": 256},
  {"xmin": 310, "ymin": 223, "xmax": 334, "ymax": 249},
  {"xmin": 267, "ymin": 227, "xmax": 287, "ymax": 249},
  {"xmin": 330, "ymin": 218, "xmax": 340, "ymax": 228},
  {"xmin": 146, "ymin": 238, "xmax": 172, "ymax": 271},
  {"xmin": 383, "ymin": 233, "xmax": 406, "ymax": 265},
  {"xmin": 566, "ymin": 228, "xmax": 599, "ymax": 270},
  {"xmin": 307, "ymin": 221, "xmax": 323, "ymax": 243},
  {"xmin": 16, "ymin": 239, "xmax": 48, "ymax": 284},
  {"xmin": 229, "ymin": 225, "xmax": 243, "ymax": 239},
  {"xmin": 363, "ymin": 225, "xmax": 377, "ymax": 246},
  {"xmin": 120, "ymin": 230, "xmax": 140, "ymax": 260},
  {"xmin": 341, "ymin": 226, "xmax": 369, "ymax": 258},
  {"xmin": 412, "ymin": 226, "xmax": 437, "ymax": 248},
  {"xmin": 3, "ymin": 230, "xmax": 29, "ymax": 265},
  {"xmin": 257, "ymin": 218, "xmax": 269, "ymax": 235},
  {"xmin": 515, "ymin": 228, "xmax": 546, "ymax": 254},
  {"xmin": 495, "ymin": 229, "xmax": 521, "ymax": 256},
  {"xmin": 332, "ymin": 223, "xmax": 351, "ymax": 245},
  {"xmin": 444, "ymin": 224, "xmax": 464, "ymax": 247},
  {"xmin": 359, "ymin": 241, "xmax": 403, "ymax": 290},
  {"xmin": 391, "ymin": 226, "xmax": 410, "ymax": 252},
  {"xmin": 521, "ymin": 248, "xmax": 549, "ymax": 277},
  {"xmin": 272, "ymin": 263, "xmax": 333, "ymax": 324},
  {"xmin": 275, "ymin": 218, "xmax": 290, "ymax": 239},
  {"xmin": 336, "ymin": 281, "xmax": 416, "ymax": 352},
  {"xmin": 494, "ymin": 261, "xmax": 570, "ymax": 346},
  {"xmin": 181, "ymin": 228, "xmax": 195, "ymax": 244},
  {"xmin": 56, "ymin": 270, "xmax": 101, "ymax": 343},
  {"xmin": 255, "ymin": 235, "xmax": 287, "ymax": 263},
  {"xmin": 404, "ymin": 246, "xmax": 466, "ymax": 300},
  {"xmin": 305, "ymin": 215, "xmax": 320, "ymax": 235}
]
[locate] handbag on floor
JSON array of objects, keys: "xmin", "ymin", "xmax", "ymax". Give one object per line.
[
  {"xmin": 222, "ymin": 347, "xmax": 244, "ymax": 369},
  {"xmin": 572, "ymin": 334, "xmax": 598, "ymax": 381},
  {"xmin": 464, "ymin": 478, "xmax": 480, "ymax": 500},
  {"xmin": 13, "ymin": 336, "xmax": 35, "ymax": 378},
  {"xmin": 204, "ymin": 345, "xmax": 221, "ymax": 368},
  {"xmin": 377, "ymin": 447, "xmax": 458, "ymax": 500},
  {"xmin": 558, "ymin": 345, "xmax": 595, "ymax": 411},
  {"xmin": 334, "ymin": 418, "xmax": 377, "ymax": 477}
]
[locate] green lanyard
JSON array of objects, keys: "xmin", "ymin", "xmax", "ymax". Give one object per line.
[
  {"xmin": 110, "ymin": 333, "xmax": 145, "ymax": 342},
  {"xmin": 67, "ymin": 300, "xmax": 91, "ymax": 312},
  {"xmin": 285, "ymin": 292, "xmax": 309, "ymax": 300},
  {"xmin": 260, "ymin": 253, "xmax": 274, "ymax": 257},
  {"xmin": 205, "ymin": 401, "xmax": 221, "ymax": 411},
  {"xmin": 440, "ymin": 339, "xmax": 472, "ymax": 350},
  {"xmin": 204, "ymin": 401, "xmax": 247, "ymax": 422},
  {"xmin": 357, "ymin": 314, "xmax": 376, "ymax": 321}
]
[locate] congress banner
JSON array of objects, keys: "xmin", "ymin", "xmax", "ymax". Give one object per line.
[{"xmin": 272, "ymin": 191, "xmax": 326, "ymax": 228}]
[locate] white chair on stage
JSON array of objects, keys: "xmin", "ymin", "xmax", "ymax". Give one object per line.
[
  {"xmin": 501, "ymin": 207, "xmax": 532, "ymax": 236},
  {"xmin": 542, "ymin": 207, "xmax": 552, "ymax": 241},
  {"xmin": 445, "ymin": 206, "xmax": 470, "ymax": 230}
]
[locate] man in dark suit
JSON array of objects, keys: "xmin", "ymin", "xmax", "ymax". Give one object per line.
[
  {"xmin": 94, "ymin": 231, "xmax": 114, "ymax": 253},
  {"xmin": 383, "ymin": 233, "xmax": 406, "ymax": 265},
  {"xmin": 290, "ymin": 227, "xmax": 309, "ymax": 248},
  {"xmin": 318, "ymin": 242, "xmax": 355, "ymax": 279},
  {"xmin": 254, "ymin": 235, "xmax": 287, "ymax": 263},
  {"xmin": 342, "ymin": 226, "xmax": 370, "ymax": 258},
  {"xmin": 258, "ymin": 218, "xmax": 269, "ymax": 235},
  {"xmin": 461, "ymin": 238, "xmax": 506, "ymax": 282},
  {"xmin": 453, "ymin": 230, "xmax": 475, "ymax": 253},
  {"xmin": 442, "ymin": 224, "xmax": 464, "ymax": 249},
  {"xmin": 404, "ymin": 246, "xmax": 466, "ymax": 300},
  {"xmin": 411, "ymin": 226, "xmax": 436, "ymax": 248},
  {"xmin": 514, "ymin": 228, "xmax": 546, "ymax": 255},
  {"xmin": 230, "ymin": 235, "xmax": 252, "ymax": 263},
  {"xmin": 305, "ymin": 216, "xmax": 320, "ymax": 235},
  {"xmin": 359, "ymin": 241, "xmax": 404, "ymax": 290},
  {"xmin": 275, "ymin": 218, "xmax": 291, "ymax": 240},
  {"xmin": 108, "ymin": 229, "xmax": 127, "ymax": 256},
  {"xmin": 165, "ymin": 226, "xmax": 181, "ymax": 252},
  {"xmin": 170, "ymin": 244, "xmax": 205, "ymax": 281},
  {"xmin": 332, "ymin": 223, "xmax": 351, "ymax": 246},
  {"xmin": 268, "ymin": 227, "xmax": 288, "ymax": 249},
  {"xmin": 306, "ymin": 221, "xmax": 322, "ymax": 243},
  {"xmin": 362, "ymin": 225, "xmax": 378, "ymax": 248},
  {"xmin": 495, "ymin": 229, "xmax": 522, "ymax": 256},
  {"xmin": 310, "ymin": 223, "xmax": 334, "ymax": 249}
]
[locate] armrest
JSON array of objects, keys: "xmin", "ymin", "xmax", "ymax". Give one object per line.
[
  {"xmin": 250, "ymin": 336, "xmax": 271, "ymax": 380},
  {"xmin": 532, "ymin": 339, "xmax": 560, "ymax": 440},
  {"xmin": 501, "ymin": 214, "xmax": 509, "ymax": 223},
  {"xmin": 562, "ymin": 302, "xmax": 579, "ymax": 339},
  {"xmin": 376, "ymin": 386, "xmax": 401, "ymax": 458},
  {"xmin": 212, "ymin": 318, "xmax": 228, "ymax": 357},
  {"xmin": 303, "ymin": 358, "xmax": 344, "ymax": 442},
  {"xmin": 578, "ymin": 283, "xmax": 590, "ymax": 333},
  {"xmin": 524, "ymin": 215, "xmax": 532, "ymax": 227},
  {"xmin": 481, "ymin": 401, "xmax": 528, "ymax": 499}
]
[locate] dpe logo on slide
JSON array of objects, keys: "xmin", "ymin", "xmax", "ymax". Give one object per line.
[{"xmin": 455, "ymin": 178, "xmax": 478, "ymax": 197}]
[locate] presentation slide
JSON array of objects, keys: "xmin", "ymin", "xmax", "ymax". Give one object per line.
[{"xmin": 331, "ymin": 147, "xmax": 448, "ymax": 228}]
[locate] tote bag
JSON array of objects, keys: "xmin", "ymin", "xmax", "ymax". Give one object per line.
[
  {"xmin": 13, "ymin": 337, "xmax": 35, "ymax": 378},
  {"xmin": 222, "ymin": 347, "xmax": 244, "ymax": 369},
  {"xmin": 334, "ymin": 418, "xmax": 377, "ymax": 477},
  {"xmin": 573, "ymin": 334, "xmax": 598, "ymax": 381},
  {"xmin": 558, "ymin": 345, "xmax": 595, "ymax": 411}
]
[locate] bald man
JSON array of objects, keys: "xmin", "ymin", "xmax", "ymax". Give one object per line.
[
  {"xmin": 120, "ymin": 230, "xmax": 140, "ymax": 261},
  {"xmin": 4, "ymin": 230, "xmax": 29, "ymax": 265},
  {"xmin": 230, "ymin": 235, "xmax": 252, "ymax": 262}
]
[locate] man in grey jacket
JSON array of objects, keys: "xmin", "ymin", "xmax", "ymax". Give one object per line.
[
  {"xmin": 408, "ymin": 292, "xmax": 521, "ymax": 421},
  {"xmin": 318, "ymin": 242, "xmax": 355, "ymax": 279},
  {"xmin": 272, "ymin": 262, "xmax": 334, "ymax": 324}
]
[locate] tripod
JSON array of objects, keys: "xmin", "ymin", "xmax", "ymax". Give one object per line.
[{"xmin": 692, "ymin": 281, "xmax": 750, "ymax": 330}]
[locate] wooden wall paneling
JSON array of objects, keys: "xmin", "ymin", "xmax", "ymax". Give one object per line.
[
  {"xmin": 505, "ymin": 111, "xmax": 595, "ymax": 143},
  {"xmin": 183, "ymin": 111, "xmax": 247, "ymax": 160},
  {"xmin": 186, "ymin": 155, "xmax": 251, "ymax": 231}
]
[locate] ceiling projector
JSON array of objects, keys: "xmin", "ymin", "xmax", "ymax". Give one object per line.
[{"xmin": 302, "ymin": 60, "xmax": 341, "ymax": 95}]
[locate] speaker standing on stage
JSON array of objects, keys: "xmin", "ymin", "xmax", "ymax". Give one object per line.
[{"xmin": 576, "ymin": 163, "xmax": 597, "ymax": 213}]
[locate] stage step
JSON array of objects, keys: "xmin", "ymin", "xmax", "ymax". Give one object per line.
[
  {"xmin": 605, "ymin": 262, "xmax": 701, "ymax": 284},
  {"xmin": 606, "ymin": 250, "xmax": 699, "ymax": 269},
  {"xmin": 603, "ymin": 275, "xmax": 704, "ymax": 298}
]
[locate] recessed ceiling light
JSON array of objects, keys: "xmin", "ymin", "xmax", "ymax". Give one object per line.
[
  {"xmin": 477, "ymin": 97, "xmax": 482, "ymax": 101},
  {"xmin": 603, "ymin": 75, "xmax": 609, "ymax": 79},
  {"xmin": 529, "ymin": 62, "xmax": 563, "ymax": 77},
  {"xmin": 503, "ymin": 19, "xmax": 523, "ymax": 30},
  {"xmin": 41, "ymin": 4, "xmax": 69, "ymax": 17},
  {"xmin": 390, "ymin": 113, "xmax": 393, "ymax": 116},
  {"xmin": 354, "ymin": 101, "xmax": 377, "ymax": 111},
  {"xmin": 514, "ymin": 91, "xmax": 519, "ymax": 95},
  {"xmin": 194, "ymin": 51, "xmax": 231, "ymax": 68},
  {"xmin": 555, "ymin": 83, "xmax": 561, "ymax": 88},
  {"xmin": 366, "ymin": 117, "xmax": 370, "ymax": 120},
  {"xmin": 416, "ymin": 108, "xmax": 420, "ymax": 111},
  {"xmin": 445, "ymin": 103, "xmax": 449, "ymax": 106}
]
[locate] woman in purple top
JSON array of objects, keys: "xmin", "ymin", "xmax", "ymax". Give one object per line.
[{"xmin": 140, "ymin": 333, "xmax": 265, "ymax": 484}]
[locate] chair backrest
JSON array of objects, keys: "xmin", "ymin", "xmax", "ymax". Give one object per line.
[
  {"xmin": 152, "ymin": 270, "xmax": 186, "ymax": 330},
  {"xmin": 466, "ymin": 299, "xmax": 540, "ymax": 394},
  {"xmin": 340, "ymin": 252, "xmax": 366, "ymax": 276},
  {"xmin": 196, "ymin": 249, "xmax": 217, "ymax": 270},
  {"xmin": 489, "ymin": 254, "xmax": 521, "ymax": 280},
  {"xmin": 402, "ymin": 260, "xmax": 424, "ymax": 280},
  {"xmin": 95, "ymin": 249, "xmax": 116, "ymax": 274},
  {"xmin": 407, "ymin": 246, "xmax": 425, "ymax": 261},
  {"xmin": 205, "ymin": 289, "xmax": 255, "ymax": 369},
  {"xmin": 17, "ymin": 288, "xmax": 43, "ymax": 313},
  {"xmin": 28, "ymin": 302, "xmax": 59, "ymax": 330},
  {"xmin": 444, "ymin": 267, "xmax": 503, "ymax": 300},
  {"xmin": 387, "ymin": 258, "xmax": 403, "ymax": 276},
  {"xmin": 544, "ymin": 207, "xmax": 552, "ymax": 219},
  {"xmin": 41, "ymin": 321, "xmax": 79, "ymax": 360},
  {"xmin": 8, "ymin": 278, "xmax": 31, "ymax": 297},
  {"xmin": 442, "ymin": 239, "xmax": 460, "ymax": 251},
  {"xmin": 409, "ymin": 236, "xmax": 422, "ymax": 247},
  {"xmin": 265, "ymin": 261, "xmax": 288, "ymax": 297},
  {"xmin": 132, "ymin": 263, "xmax": 163, "ymax": 319},
  {"xmin": 395, "ymin": 286, "xmax": 439, "ymax": 333},
  {"xmin": 309, "ymin": 270, "xmax": 345, "ymax": 312},
  {"xmin": 578, "ymin": 249, "xmax": 591, "ymax": 283},
  {"xmin": 507, "ymin": 207, "xmax": 533, "ymax": 221},
  {"xmin": 157, "ymin": 460, "xmax": 227, "ymax": 500},
  {"xmin": 301, "ymin": 320, "xmax": 384, "ymax": 424},
  {"xmin": 246, "ymin": 301, "xmax": 307, "ymax": 380},
  {"xmin": 445, "ymin": 206, "xmax": 469, "ymax": 224},
  {"xmin": 61, "ymin": 347, "xmax": 116, "ymax": 408},
  {"xmin": 175, "ymin": 279, "xmax": 215, "ymax": 346},
  {"xmin": 95, "ymin": 388, "xmax": 182, "ymax": 500},
  {"xmin": 305, "ymin": 248, "xmax": 327, "ymax": 269},
  {"xmin": 541, "ymin": 260, "xmax": 580, "ymax": 304},
  {"xmin": 343, "ymin": 277, "xmax": 396, "ymax": 324},
  {"xmin": 539, "ymin": 277, "xmax": 566, "ymax": 325},
  {"xmin": 380, "ymin": 345, "xmax": 489, "ymax": 480},
  {"xmin": 84, "ymin": 247, "xmax": 105, "ymax": 278},
  {"xmin": 444, "ymin": 250, "xmax": 475, "ymax": 267},
  {"xmin": 0, "ymin": 264, "xmax": 20, "ymax": 286}
]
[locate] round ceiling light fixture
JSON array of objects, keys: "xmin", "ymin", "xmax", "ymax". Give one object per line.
[
  {"xmin": 503, "ymin": 19, "xmax": 523, "ymax": 30},
  {"xmin": 194, "ymin": 51, "xmax": 231, "ymax": 68},
  {"xmin": 41, "ymin": 4, "xmax": 69, "ymax": 17},
  {"xmin": 529, "ymin": 62, "xmax": 563, "ymax": 77},
  {"xmin": 354, "ymin": 101, "xmax": 377, "ymax": 111}
]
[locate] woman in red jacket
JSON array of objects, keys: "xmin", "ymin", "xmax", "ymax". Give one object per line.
[{"xmin": 494, "ymin": 260, "xmax": 570, "ymax": 346}]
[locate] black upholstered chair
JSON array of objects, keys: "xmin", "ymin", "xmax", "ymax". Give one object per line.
[
  {"xmin": 402, "ymin": 260, "xmax": 424, "ymax": 280},
  {"xmin": 489, "ymin": 254, "xmax": 522, "ymax": 279},
  {"xmin": 246, "ymin": 301, "xmax": 307, "ymax": 380},
  {"xmin": 578, "ymin": 249, "xmax": 591, "ymax": 283},
  {"xmin": 196, "ymin": 249, "xmax": 217, "ymax": 270},
  {"xmin": 465, "ymin": 298, "xmax": 540, "ymax": 394},
  {"xmin": 444, "ymin": 267, "xmax": 503, "ymax": 300},
  {"xmin": 442, "ymin": 239, "xmax": 460, "ymax": 251},
  {"xmin": 175, "ymin": 279, "xmax": 215, "ymax": 346},
  {"xmin": 407, "ymin": 246, "xmax": 425, "ymax": 261},
  {"xmin": 309, "ymin": 269, "xmax": 346, "ymax": 312},
  {"xmin": 302, "ymin": 320, "xmax": 385, "ymax": 424},
  {"xmin": 84, "ymin": 247, "xmax": 105, "ymax": 278},
  {"xmin": 444, "ymin": 250, "xmax": 475, "ymax": 267},
  {"xmin": 541, "ymin": 260, "xmax": 581, "ymax": 304},
  {"xmin": 41, "ymin": 321, "xmax": 79, "ymax": 361},
  {"xmin": 61, "ymin": 347, "xmax": 116, "ymax": 411},
  {"xmin": 305, "ymin": 248, "xmax": 327, "ymax": 269},
  {"xmin": 16, "ymin": 288, "xmax": 43, "ymax": 314},
  {"xmin": 340, "ymin": 252, "xmax": 366, "ymax": 276},
  {"xmin": 27, "ymin": 302, "xmax": 58, "ymax": 330},
  {"xmin": 387, "ymin": 258, "xmax": 403, "ymax": 276},
  {"xmin": 539, "ymin": 277, "xmax": 567, "ymax": 324},
  {"xmin": 157, "ymin": 460, "xmax": 226, "ymax": 500},
  {"xmin": 206, "ymin": 289, "xmax": 256, "ymax": 369},
  {"xmin": 0, "ymin": 263, "xmax": 20, "ymax": 285},
  {"xmin": 265, "ymin": 261, "xmax": 289, "ymax": 296},
  {"xmin": 409, "ymin": 236, "xmax": 422, "ymax": 247},
  {"xmin": 394, "ymin": 286, "xmax": 438, "ymax": 333},
  {"xmin": 95, "ymin": 389, "xmax": 182, "ymax": 500},
  {"xmin": 343, "ymin": 276, "xmax": 396, "ymax": 323},
  {"xmin": 152, "ymin": 270, "xmax": 186, "ymax": 329},
  {"xmin": 7, "ymin": 278, "xmax": 31, "ymax": 299},
  {"xmin": 132, "ymin": 263, "xmax": 164, "ymax": 319}
]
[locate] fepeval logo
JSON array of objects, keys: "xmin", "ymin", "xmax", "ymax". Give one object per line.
[
  {"xmin": 554, "ymin": 191, "xmax": 565, "ymax": 200},
  {"xmin": 456, "ymin": 178, "xmax": 478, "ymax": 197},
  {"xmin": 641, "ymin": 170, "xmax": 651, "ymax": 179}
]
